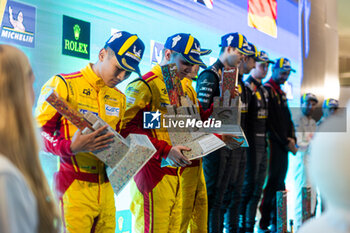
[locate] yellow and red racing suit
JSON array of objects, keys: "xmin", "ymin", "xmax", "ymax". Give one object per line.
[
  {"xmin": 121, "ymin": 65, "xmax": 214, "ymax": 233},
  {"xmin": 36, "ymin": 64, "xmax": 125, "ymax": 233},
  {"xmin": 179, "ymin": 77, "xmax": 209, "ymax": 233},
  {"xmin": 121, "ymin": 64, "xmax": 179, "ymax": 233}
]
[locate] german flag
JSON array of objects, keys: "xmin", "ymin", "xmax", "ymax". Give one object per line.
[{"xmin": 248, "ymin": 0, "xmax": 277, "ymax": 38}]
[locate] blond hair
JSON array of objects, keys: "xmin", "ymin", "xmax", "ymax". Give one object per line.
[{"xmin": 0, "ymin": 44, "xmax": 59, "ymax": 233}]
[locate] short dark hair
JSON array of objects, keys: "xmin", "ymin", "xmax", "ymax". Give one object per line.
[
  {"xmin": 162, "ymin": 48, "xmax": 180, "ymax": 60},
  {"xmin": 219, "ymin": 46, "xmax": 226, "ymax": 55},
  {"xmin": 103, "ymin": 45, "xmax": 115, "ymax": 58},
  {"xmin": 161, "ymin": 48, "xmax": 167, "ymax": 59},
  {"xmin": 247, "ymin": 55, "xmax": 257, "ymax": 62}
]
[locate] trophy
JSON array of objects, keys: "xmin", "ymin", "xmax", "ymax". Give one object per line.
[
  {"xmin": 160, "ymin": 63, "xmax": 225, "ymax": 166},
  {"xmin": 211, "ymin": 67, "xmax": 248, "ymax": 147},
  {"xmin": 45, "ymin": 90, "xmax": 156, "ymax": 195}
]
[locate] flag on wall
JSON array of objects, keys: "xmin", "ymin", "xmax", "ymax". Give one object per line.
[
  {"xmin": 248, "ymin": 0, "xmax": 277, "ymax": 38},
  {"xmin": 194, "ymin": 0, "xmax": 213, "ymax": 9},
  {"xmin": 150, "ymin": 40, "xmax": 164, "ymax": 67}
]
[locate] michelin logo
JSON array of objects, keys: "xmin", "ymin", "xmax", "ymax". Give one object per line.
[
  {"xmin": 143, "ymin": 110, "xmax": 161, "ymax": 129},
  {"xmin": 0, "ymin": 2, "xmax": 36, "ymax": 47}
]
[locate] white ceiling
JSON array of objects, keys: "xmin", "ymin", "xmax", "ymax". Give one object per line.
[
  {"xmin": 338, "ymin": 0, "xmax": 350, "ymax": 57},
  {"xmin": 338, "ymin": 0, "xmax": 350, "ymax": 37}
]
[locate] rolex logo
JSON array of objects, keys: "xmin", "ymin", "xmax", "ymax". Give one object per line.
[
  {"xmin": 62, "ymin": 15, "xmax": 90, "ymax": 59},
  {"xmin": 65, "ymin": 24, "xmax": 87, "ymax": 54},
  {"xmin": 73, "ymin": 24, "xmax": 81, "ymax": 40}
]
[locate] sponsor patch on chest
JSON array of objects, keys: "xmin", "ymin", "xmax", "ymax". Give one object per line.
[
  {"xmin": 126, "ymin": 96, "xmax": 136, "ymax": 105},
  {"xmin": 105, "ymin": 104, "xmax": 120, "ymax": 117},
  {"xmin": 79, "ymin": 109, "xmax": 98, "ymax": 116}
]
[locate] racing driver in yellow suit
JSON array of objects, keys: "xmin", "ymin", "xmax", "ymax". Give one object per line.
[
  {"xmin": 121, "ymin": 33, "xmax": 212, "ymax": 233},
  {"xmin": 35, "ymin": 31, "xmax": 145, "ymax": 233},
  {"xmin": 180, "ymin": 70, "xmax": 210, "ymax": 233}
]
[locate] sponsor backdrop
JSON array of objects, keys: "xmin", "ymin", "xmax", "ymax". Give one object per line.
[
  {"xmin": 62, "ymin": 15, "xmax": 91, "ymax": 59},
  {"xmin": 0, "ymin": 0, "xmax": 36, "ymax": 47},
  {"xmin": 2, "ymin": 0, "xmax": 302, "ymax": 106},
  {"xmin": 2, "ymin": 0, "xmax": 303, "ymax": 232}
]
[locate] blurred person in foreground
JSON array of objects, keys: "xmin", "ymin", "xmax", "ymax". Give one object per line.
[
  {"xmin": 292, "ymin": 93, "xmax": 318, "ymax": 231},
  {"xmin": 316, "ymin": 97, "xmax": 339, "ymax": 213},
  {"xmin": 317, "ymin": 98, "xmax": 339, "ymax": 126},
  {"xmin": 299, "ymin": 100, "xmax": 350, "ymax": 233},
  {"xmin": 0, "ymin": 44, "xmax": 59, "ymax": 233}
]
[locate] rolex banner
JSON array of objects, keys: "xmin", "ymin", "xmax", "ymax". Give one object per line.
[{"xmin": 62, "ymin": 15, "xmax": 90, "ymax": 59}]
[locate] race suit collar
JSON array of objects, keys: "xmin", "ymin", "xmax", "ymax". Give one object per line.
[
  {"xmin": 151, "ymin": 64, "xmax": 163, "ymax": 78},
  {"xmin": 247, "ymin": 75, "xmax": 262, "ymax": 87},
  {"xmin": 81, "ymin": 63, "xmax": 106, "ymax": 91},
  {"xmin": 214, "ymin": 59, "xmax": 224, "ymax": 71},
  {"xmin": 238, "ymin": 73, "xmax": 243, "ymax": 82},
  {"xmin": 182, "ymin": 77, "xmax": 192, "ymax": 86},
  {"xmin": 268, "ymin": 78, "xmax": 284, "ymax": 94}
]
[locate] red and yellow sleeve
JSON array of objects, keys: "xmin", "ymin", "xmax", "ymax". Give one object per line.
[
  {"xmin": 121, "ymin": 80, "xmax": 171, "ymax": 160},
  {"xmin": 35, "ymin": 76, "xmax": 74, "ymax": 157},
  {"xmin": 114, "ymin": 90, "xmax": 126, "ymax": 133}
]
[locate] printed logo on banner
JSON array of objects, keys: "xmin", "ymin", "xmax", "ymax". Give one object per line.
[
  {"xmin": 0, "ymin": 0, "xmax": 36, "ymax": 47},
  {"xmin": 150, "ymin": 40, "xmax": 164, "ymax": 67},
  {"xmin": 116, "ymin": 210, "xmax": 132, "ymax": 233},
  {"xmin": 62, "ymin": 15, "xmax": 90, "ymax": 59},
  {"xmin": 143, "ymin": 110, "xmax": 161, "ymax": 129}
]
